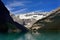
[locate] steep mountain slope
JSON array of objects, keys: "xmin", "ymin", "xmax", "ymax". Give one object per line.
[
  {"xmin": 31, "ymin": 8, "xmax": 60, "ymax": 31},
  {"xmin": 0, "ymin": 0, "xmax": 28, "ymax": 32}
]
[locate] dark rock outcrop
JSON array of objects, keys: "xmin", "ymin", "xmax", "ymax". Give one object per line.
[{"xmin": 0, "ymin": 0, "xmax": 28, "ymax": 32}]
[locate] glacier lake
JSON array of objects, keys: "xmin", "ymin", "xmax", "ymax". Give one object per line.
[{"xmin": 0, "ymin": 31, "xmax": 60, "ymax": 40}]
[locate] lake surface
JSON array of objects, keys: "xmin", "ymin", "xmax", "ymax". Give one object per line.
[{"xmin": 0, "ymin": 31, "xmax": 60, "ymax": 40}]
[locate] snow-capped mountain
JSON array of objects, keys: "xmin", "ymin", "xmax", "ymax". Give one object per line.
[{"xmin": 15, "ymin": 11, "xmax": 49, "ymax": 20}]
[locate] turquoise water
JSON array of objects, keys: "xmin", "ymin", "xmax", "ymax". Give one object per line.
[{"xmin": 0, "ymin": 31, "xmax": 60, "ymax": 40}]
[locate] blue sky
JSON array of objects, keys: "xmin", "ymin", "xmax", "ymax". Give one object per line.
[{"xmin": 2, "ymin": 0, "xmax": 60, "ymax": 14}]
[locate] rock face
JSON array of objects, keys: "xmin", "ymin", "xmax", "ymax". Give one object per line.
[
  {"xmin": 0, "ymin": 0, "xmax": 28, "ymax": 32},
  {"xmin": 31, "ymin": 8, "xmax": 60, "ymax": 31},
  {"xmin": 0, "ymin": 0, "xmax": 11, "ymax": 32}
]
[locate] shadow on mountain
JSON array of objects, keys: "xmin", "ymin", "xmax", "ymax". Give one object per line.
[
  {"xmin": 31, "ymin": 8, "xmax": 60, "ymax": 31},
  {"xmin": 0, "ymin": 0, "xmax": 28, "ymax": 32}
]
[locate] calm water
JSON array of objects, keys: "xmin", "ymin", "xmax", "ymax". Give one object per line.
[{"xmin": 0, "ymin": 31, "xmax": 60, "ymax": 40}]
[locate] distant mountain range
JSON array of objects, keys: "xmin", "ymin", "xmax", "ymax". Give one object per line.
[
  {"xmin": 15, "ymin": 11, "xmax": 49, "ymax": 20},
  {"xmin": 10, "ymin": 11, "xmax": 50, "ymax": 29}
]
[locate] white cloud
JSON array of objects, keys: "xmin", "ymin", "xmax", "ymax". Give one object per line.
[
  {"xmin": 6, "ymin": 1, "xmax": 32, "ymax": 8},
  {"xmin": 12, "ymin": 8, "xmax": 27, "ymax": 14},
  {"xmin": 5, "ymin": 1, "xmax": 26, "ymax": 11},
  {"xmin": 6, "ymin": 1, "xmax": 25, "ymax": 7},
  {"xmin": 5, "ymin": 1, "xmax": 32, "ymax": 13},
  {"xmin": 5, "ymin": 6, "xmax": 15, "ymax": 11}
]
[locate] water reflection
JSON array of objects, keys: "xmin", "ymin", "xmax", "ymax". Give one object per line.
[
  {"xmin": 0, "ymin": 31, "xmax": 60, "ymax": 40},
  {"xmin": 0, "ymin": 32, "xmax": 26, "ymax": 40}
]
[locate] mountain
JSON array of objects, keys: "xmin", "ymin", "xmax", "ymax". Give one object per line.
[
  {"xmin": 31, "ymin": 7, "xmax": 60, "ymax": 31},
  {"xmin": 15, "ymin": 11, "xmax": 49, "ymax": 29},
  {"xmin": 16, "ymin": 11, "xmax": 48, "ymax": 20},
  {"xmin": 0, "ymin": 0, "xmax": 28, "ymax": 32}
]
